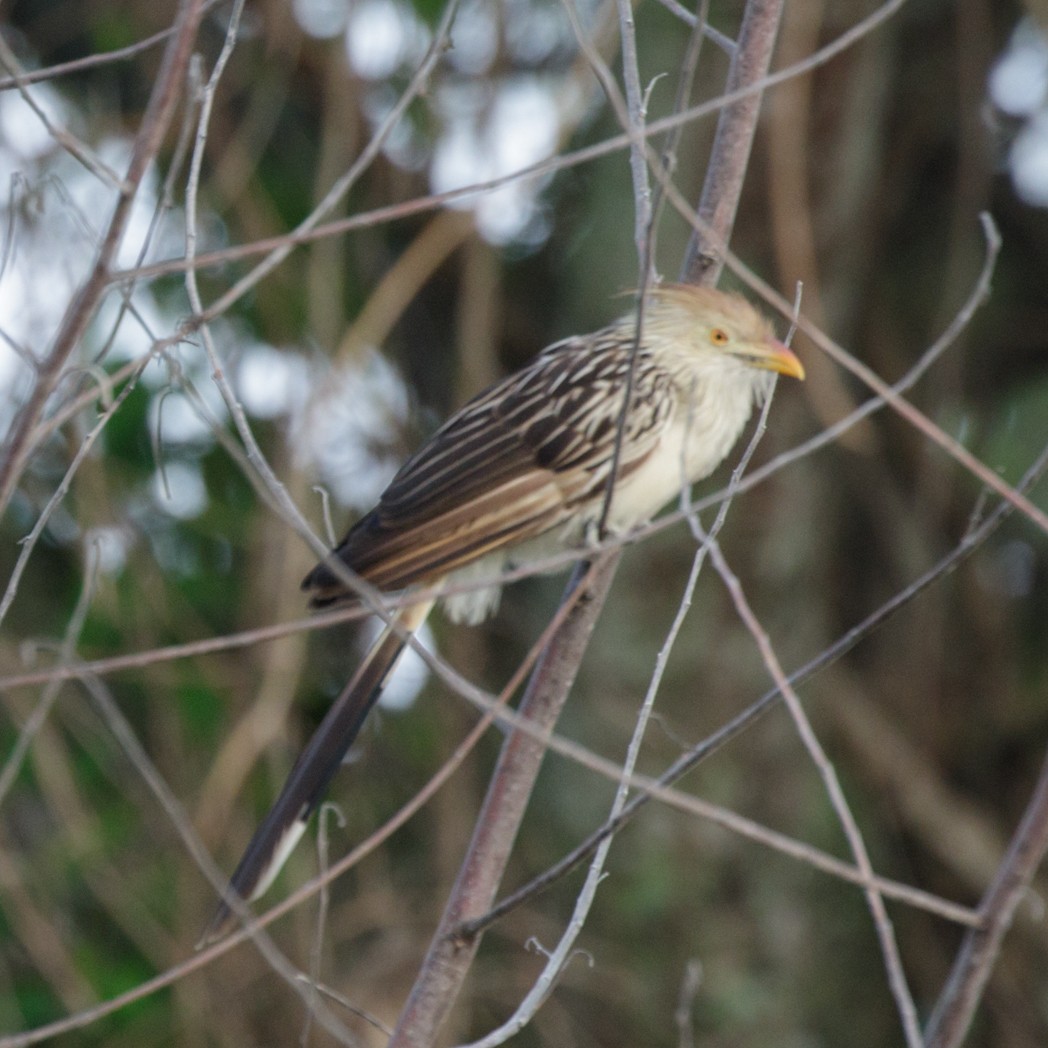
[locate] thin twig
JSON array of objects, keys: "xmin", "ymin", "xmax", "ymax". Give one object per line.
[
  {"xmin": 198, "ymin": 0, "xmax": 463, "ymax": 328},
  {"xmin": 76, "ymin": 670, "xmax": 356, "ymax": 1046},
  {"xmin": 559, "ymin": 0, "xmax": 658, "ymax": 542},
  {"xmin": 674, "ymin": 959, "xmax": 703, "ymax": 1048},
  {"xmin": 0, "ymin": 0, "xmax": 205, "ymax": 517},
  {"xmin": 0, "ymin": 35, "xmax": 122, "ymax": 186},
  {"xmin": 0, "ymin": 1, "xmax": 223, "ymax": 92},
  {"xmin": 457, "ymin": 440, "xmax": 1048, "ymax": 942},
  {"xmin": 301, "ymin": 802, "xmax": 346, "ymax": 1047},
  {"xmin": 110, "ymin": 0, "xmax": 911, "ymax": 289},
  {"xmin": 702, "ymin": 531, "xmax": 923, "ymax": 1047},
  {"xmin": 0, "ymin": 358, "xmax": 149, "ymax": 631},
  {"xmin": 0, "ymin": 568, "xmax": 597, "ymax": 1048},
  {"xmin": 0, "ymin": 536, "xmax": 101, "ymax": 811},
  {"xmin": 650, "ymin": 0, "xmax": 711, "ymax": 235}
]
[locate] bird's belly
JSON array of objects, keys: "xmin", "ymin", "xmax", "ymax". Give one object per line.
[{"xmin": 603, "ymin": 414, "xmax": 740, "ymax": 532}]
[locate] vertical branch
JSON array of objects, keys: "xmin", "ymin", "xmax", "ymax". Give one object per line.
[
  {"xmin": 388, "ymin": 2, "xmax": 785, "ymax": 1045},
  {"xmin": 682, "ymin": 0, "xmax": 783, "ymax": 284},
  {"xmin": 614, "ymin": 0, "xmax": 655, "ymax": 275}
]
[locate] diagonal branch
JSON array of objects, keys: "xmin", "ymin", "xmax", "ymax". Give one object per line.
[
  {"xmin": 111, "ymin": 0, "xmax": 909, "ymax": 289},
  {"xmin": 925, "ymin": 748, "xmax": 1048, "ymax": 1048},
  {"xmin": 0, "ymin": 0, "xmax": 205, "ymax": 517}
]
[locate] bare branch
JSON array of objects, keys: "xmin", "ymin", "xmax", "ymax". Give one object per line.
[
  {"xmin": 925, "ymin": 749, "xmax": 1048, "ymax": 1048},
  {"xmin": 683, "ymin": 0, "xmax": 783, "ymax": 280},
  {"xmin": 702, "ymin": 531, "xmax": 923, "ymax": 1046},
  {"xmin": 109, "ymin": 0, "xmax": 911, "ymax": 289},
  {"xmin": 0, "ymin": 0, "xmax": 206, "ymax": 515}
]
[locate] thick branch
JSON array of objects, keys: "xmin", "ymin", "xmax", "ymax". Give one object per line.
[
  {"xmin": 682, "ymin": 0, "xmax": 783, "ymax": 282},
  {"xmin": 388, "ymin": 558, "xmax": 617, "ymax": 1046}
]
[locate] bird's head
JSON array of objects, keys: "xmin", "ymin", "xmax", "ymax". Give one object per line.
[{"xmin": 640, "ymin": 284, "xmax": 805, "ymax": 385}]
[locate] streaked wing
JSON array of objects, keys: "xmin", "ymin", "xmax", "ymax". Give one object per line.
[{"xmin": 305, "ymin": 333, "xmax": 675, "ymax": 602}]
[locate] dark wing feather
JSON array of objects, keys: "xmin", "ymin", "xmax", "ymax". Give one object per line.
[{"xmin": 303, "ymin": 333, "xmax": 675, "ymax": 604}]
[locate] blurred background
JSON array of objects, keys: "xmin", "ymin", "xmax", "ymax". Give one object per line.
[{"xmin": 1, "ymin": 0, "xmax": 1047, "ymax": 1044}]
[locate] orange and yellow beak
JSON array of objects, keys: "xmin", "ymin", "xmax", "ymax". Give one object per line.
[{"xmin": 742, "ymin": 339, "xmax": 805, "ymax": 381}]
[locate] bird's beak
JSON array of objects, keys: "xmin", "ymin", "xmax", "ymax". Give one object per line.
[{"xmin": 739, "ymin": 340, "xmax": 805, "ymax": 381}]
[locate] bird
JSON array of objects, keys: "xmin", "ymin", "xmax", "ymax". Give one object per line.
[{"xmin": 201, "ymin": 283, "xmax": 804, "ymax": 942}]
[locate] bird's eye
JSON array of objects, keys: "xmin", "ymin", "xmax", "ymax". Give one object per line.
[{"xmin": 710, "ymin": 328, "xmax": 730, "ymax": 345}]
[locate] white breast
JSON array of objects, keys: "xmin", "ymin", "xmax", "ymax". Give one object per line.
[{"xmin": 603, "ymin": 361, "xmax": 772, "ymax": 533}]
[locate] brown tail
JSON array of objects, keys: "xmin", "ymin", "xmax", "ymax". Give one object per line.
[{"xmin": 199, "ymin": 598, "xmax": 434, "ymax": 945}]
